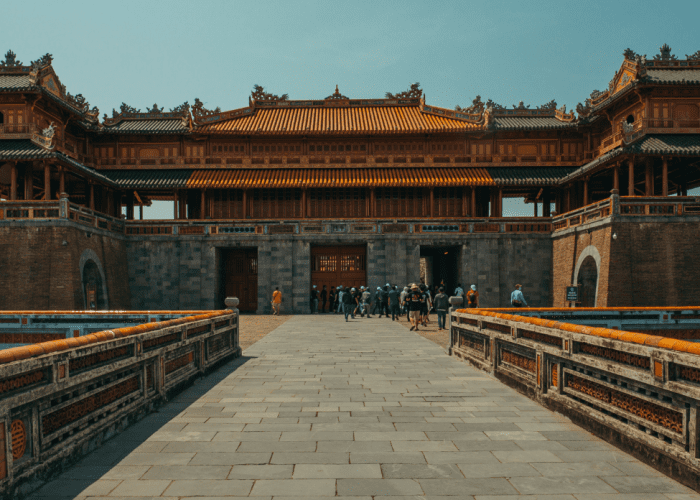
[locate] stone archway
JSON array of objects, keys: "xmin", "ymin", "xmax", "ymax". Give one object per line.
[
  {"xmin": 79, "ymin": 249, "xmax": 109, "ymax": 310},
  {"xmin": 573, "ymin": 245, "xmax": 601, "ymax": 307}
]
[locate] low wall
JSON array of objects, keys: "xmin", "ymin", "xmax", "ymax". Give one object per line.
[
  {"xmin": 0, "ymin": 310, "xmax": 240, "ymax": 500},
  {"xmin": 449, "ymin": 308, "xmax": 700, "ymax": 492}
]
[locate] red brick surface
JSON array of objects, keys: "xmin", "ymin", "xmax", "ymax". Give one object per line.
[{"xmin": 0, "ymin": 225, "xmax": 131, "ymax": 310}]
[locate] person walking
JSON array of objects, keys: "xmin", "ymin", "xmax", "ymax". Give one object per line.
[
  {"xmin": 342, "ymin": 287, "xmax": 355, "ymax": 321},
  {"xmin": 466, "ymin": 285, "xmax": 479, "ymax": 308},
  {"xmin": 388, "ymin": 285, "xmax": 400, "ymax": 321},
  {"xmin": 310, "ymin": 285, "xmax": 319, "ymax": 314},
  {"xmin": 380, "ymin": 284, "xmax": 390, "ymax": 318},
  {"xmin": 511, "ymin": 284, "xmax": 528, "ymax": 308},
  {"xmin": 337, "ymin": 286, "xmax": 344, "ymax": 313},
  {"xmin": 454, "ymin": 283, "xmax": 464, "ymax": 299},
  {"xmin": 328, "ymin": 287, "xmax": 336, "ymax": 314},
  {"xmin": 419, "ymin": 284, "xmax": 430, "ymax": 327},
  {"xmin": 320, "ymin": 285, "xmax": 328, "ymax": 313},
  {"xmin": 372, "ymin": 287, "xmax": 381, "ymax": 316},
  {"xmin": 400, "ymin": 286, "xmax": 408, "ymax": 319},
  {"xmin": 434, "ymin": 287, "xmax": 449, "ymax": 330},
  {"xmin": 361, "ymin": 287, "xmax": 372, "ymax": 318},
  {"xmin": 407, "ymin": 284, "xmax": 424, "ymax": 331},
  {"xmin": 271, "ymin": 287, "xmax": 282, "ymax": 315}
]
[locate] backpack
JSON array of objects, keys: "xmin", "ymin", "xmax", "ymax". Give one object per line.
[{"xmin": 468, "ymin": 291, "xmax": 477, "ymax": 304}]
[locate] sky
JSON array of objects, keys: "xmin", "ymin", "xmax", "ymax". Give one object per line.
[{"xmin": 5, "ymin": 0, "xmax": 700, "ymax": 218}]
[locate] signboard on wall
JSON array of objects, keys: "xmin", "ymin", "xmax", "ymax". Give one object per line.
[{"xmin": 566, "ymin": 286, "xmax": 579, "ymax": 303}]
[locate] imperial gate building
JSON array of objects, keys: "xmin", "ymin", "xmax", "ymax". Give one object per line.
[{"xmin": 1, "ymin": 46, "xmax": 700, "ymax": 313}]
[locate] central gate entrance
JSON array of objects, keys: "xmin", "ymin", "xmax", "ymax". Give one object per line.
[
  {"xmin": 311, "ymin": 245, "xmax": 367, "ymax": 311},
  {"xmin": 222, "ymin": 248, "xmax": 258, "ymax": 312}
]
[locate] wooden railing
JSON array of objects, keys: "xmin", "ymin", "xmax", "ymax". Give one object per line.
[
  {"xmin": 450, "ymin": 308, "xmax": 700, "ymax": 489},
  {"xmin": 0, "ymin": 310, "xmax": 239, "ymax": 499},
  {"xmin": 0, "ymin": 124, "xmax": 36, "ymax": 138}
]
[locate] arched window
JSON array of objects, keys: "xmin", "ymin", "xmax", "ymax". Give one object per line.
[
  {"xmin": 82, "ymin": 259, "xmax": 106, "ymax": 310},
  {"xmin": 577, "ymin": 256, "xmax": 598, "ymax": 307}
]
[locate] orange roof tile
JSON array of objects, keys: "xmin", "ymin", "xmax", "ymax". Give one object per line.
[
  {"xmin": 186, "ymin": 168, "xmax": 494, "ymax": 189},
  {"xmin": 198, "ymin": 106, "xmax": 478, "ymax": 135}
]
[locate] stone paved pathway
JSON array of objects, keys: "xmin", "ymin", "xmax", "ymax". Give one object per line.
[{"xmin": 28, "ymin": 316, "xmax": 699, "ymax": 499}]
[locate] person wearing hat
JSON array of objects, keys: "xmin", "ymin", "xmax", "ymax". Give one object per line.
[
  {"xmin": 406, "ymin": 284, "xmax": 424, "ymax": 331},
  {"xmin": 511, "ymin": 284, "xmax": 528, "ymax": 308},
  {"xmin": 466, "ymin": 285, "xmax": 479, "ymax": 308}
]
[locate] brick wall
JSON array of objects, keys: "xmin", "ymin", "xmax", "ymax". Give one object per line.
[
  {"xmin": 552, "ymin": 225, "xmax": 611, "ymax": 307},
  {"xmin": 0, "ymin": 223, "xmax": 130, "ymax": 310},
  {"xmin": 553, "ymin": 219, "xmax": 700, "ymax": 307}
]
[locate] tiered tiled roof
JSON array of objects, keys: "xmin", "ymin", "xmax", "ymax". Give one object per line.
[
  {"xmin": 103, "ymin": 166, "xmax": 577, "ymax": 190},
  {"xmin": 0, "ymin": 139, "xmax": 116, "ymax": 186}
]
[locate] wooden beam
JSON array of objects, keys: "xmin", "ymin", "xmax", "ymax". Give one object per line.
[
  {"xmin": 613, "ymin": 164, "xmax": 620, "ymax": 191},
  {"xmin": 583, "ymin": 179, "xmax": 589, "ymax": 206},
  {"xmin": 662, "ymin": 157, "xmax": 669, "ymax": 196},
  {"xmin": 471, "ymin": 187, "xmax": 476, "ymax": 217},
  {"xmin": 645, "ymin": 158, "xmax": 654, "ymax": 196},
  {"xmin": 59, "ymin": 167, "xmax": 65, "ymax": 196},
  {"xmin": 89, "ymin": 183, "xmax": 95, "ymax": 210}
]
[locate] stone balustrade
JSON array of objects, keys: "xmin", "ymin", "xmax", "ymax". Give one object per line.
[
  {"xmin": 0, "ymin": 310, "xmax": 240, "ymax": 499},
  {"xmin": 450, "ymin": 307, "xmax": 700, "ymax": 490}
]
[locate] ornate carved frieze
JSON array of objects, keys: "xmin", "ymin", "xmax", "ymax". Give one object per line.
[{"xmin": 455, "ymin": 95, "xmax": 485, "ymax": 114}]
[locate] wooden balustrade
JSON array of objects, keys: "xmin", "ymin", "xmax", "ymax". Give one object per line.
[
  {"xmin": 0, "ymin": 310, "xmax": 239, "ymax": 499},
  {"xmin": 450, "ymin": 307, "xmax": 700, "ymax": 486}
]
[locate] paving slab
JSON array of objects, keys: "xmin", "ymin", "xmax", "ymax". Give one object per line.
[{"xmin": 27, "ymin": 315, "xmax": 696, "ymax": 499}]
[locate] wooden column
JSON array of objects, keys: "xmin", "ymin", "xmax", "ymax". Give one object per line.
[
  {"xmin": 613, "ymin": 165, "xmax": 620, "ymax": 192},
  {"xmin": 645, "ymin": 158, "xmax": 654, "ymax": 196},
  {"xmin": 59, "ymin": 168, "xmax": 65, "ymax": 195},
  {"xmin": 201, "ymin": 189, "xmax": 206, "ymax": 219},
  {"xmin": 107, "ymin": 189, "xmax": 114, "ymax": 217},
  {"xmin": 429, "ymin": 188, "xmax": 434, "ymax": 218},
  {"xmin": 662, "ymin": 158, "xmax": 668, "ymax": 196},
  {"xmin": 173, "ymin": 191, "xmax": 179, "ymax": 219},
  {"xmin": 497, "ymin": 188, "xmax": 503, "ymax": 217},
  {"xmin": 44, "ymin": 163, "xmax": 51, "ymax": 200},
  {"xmin": 126, "ymin": 193, "xmax": 134, "ymax": 220},
  {"xmin": 25, "ymin": 164, "xmax": 33, "ymax": 200},
  {"xmin": 10, "ymin": 163, "xmax": 17, "ymax": 200},
  {"xmin": 178, "ymin": 190, "xmax": 187, "ymax": 219},
  {"xmin": 583, "ymin": 179, "xmax": 589, "ymax": 206},
  {"xmin": 370, "ymin": 188, "xmax": 376, "ymax": 217},
  {"xmin": 301, "ymin": 189, "xmax": 306, "ymax": 218},
  {"xmin": 461, "ymin": 188, "xmax": 467, "ymax": 217},
  {"xmin": 139, "ymin": 205, "xmax": 143, "ymax": 220},
  {"xmin": 534, "ymin": 200, "xmax": 538, "ymax": 217},
  {"xmin": 242, "ymin": 190, "xmax": 248, "ymax": 219},
  {"xmin": 471, "ymin": 187, "xmax": 476, "ymax": 217},
  {"xmin": 89, "ymin": 183, "xmax": 95, "ymax": 210},
  {"xmin": 628, "ymin": 158, "xmax": 635, "ymax": 196},
  {"xmin": 543, "ymin": 188, "xmax": 551, "ymax": 217}
]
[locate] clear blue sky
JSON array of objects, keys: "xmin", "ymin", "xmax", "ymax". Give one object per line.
[{"xmin": 6, "ymin": 0, "xmax": 700, "ymax": 218}]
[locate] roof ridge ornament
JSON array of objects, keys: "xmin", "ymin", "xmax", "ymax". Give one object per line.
[
  {"xmin": 1, "ymin": 50, "xmax": 21, "ymax": 67},
  {"xmin": 31, "ymin": 121, "xmax": 55, "ymax": 150},
  {"xmin": 30, "ymin": 53, "xmax": 53, "ymax": 68},
  {"xmin": 686, "ymin": 50, "xmax": 700, "ymax": 61},
  {"xmin": 251, "ymin": 84, "xmax": 289, "ymax": 102},
  {"xmin": 537, "ymin": 99, "xmax": 557, "ymax": 111},
  {"xmin": 654, "ymin": 43, "xmax": 677, "ymax": 61},
  {"xmin": 455, "ymin": 95, "xmax": 484, "ymax": 114},
  {"xmin": 325, "ymin": 85, "xmax": 348, "ymax": 100},
  {"xmin": 192, "ymin": 98, "xmax": 221, "ymax": 119},
  {"xmin": 386, "ymin": 82, "xmax": 422, "ymax": 99}
]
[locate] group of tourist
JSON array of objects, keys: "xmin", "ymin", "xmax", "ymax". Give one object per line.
[{"xmin": 272, "ymin": 283, "xmax": 528, "ymax": 326}]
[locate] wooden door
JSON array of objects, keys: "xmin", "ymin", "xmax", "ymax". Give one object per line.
[
  {"xmin": 224, "ymin": 249, "xmax": 258, "ymax": 312},
  {"xmin": 311, "ymin": 246, "xmax": 367, "ymax": 300}
]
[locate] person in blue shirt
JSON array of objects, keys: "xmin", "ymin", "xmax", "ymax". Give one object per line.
[{"xmin": 510, "ymin": 284, "xmax": 528, "ymax": 308}]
